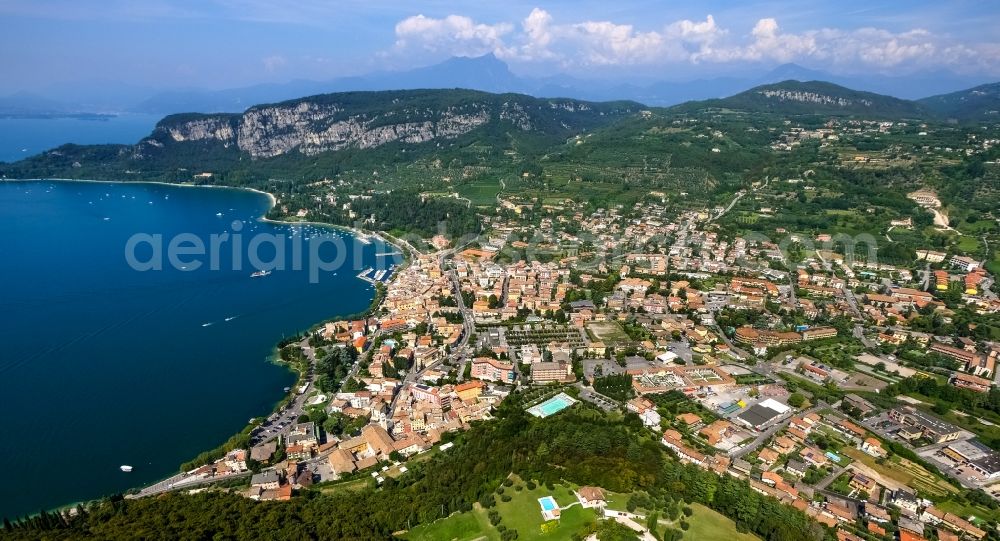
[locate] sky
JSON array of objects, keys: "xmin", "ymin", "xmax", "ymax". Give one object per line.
[{"xmin": 1, "ymin": 0, "xmax": 998, "ymax": 93}]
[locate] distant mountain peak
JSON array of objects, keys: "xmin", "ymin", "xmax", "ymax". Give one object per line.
[
  {"xmin": 451, "ymin": 52, "xmax": 501, "ymax": 63},
  {"xmin": 761, "ymin": 63, "xmax": 830, "ymax": 83},
  {"xmin": 434, "ymin": 52, "xmax": 511, "ymax": 73}
]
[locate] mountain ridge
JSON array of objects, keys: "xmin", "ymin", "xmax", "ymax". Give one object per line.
[
  {"xmin": 0, "ymin": 88, "xmax": 640, "ymax": 180},
  {"xmin": 149, "ymin": 88, "xmax": 639, "ymax": 159},
  {"xmin": 669, "ymin": 80, "xmax": 931, "ymax": 118},
  {"xmin": 3, "ymin": 79, "xmax": 998, "ymax": 185},
  {"xmin": 919, "ymin": 82, "xmax": 1000, "ymax": 121},
  {"xmin": 4, "ymin": 55, "xmax": 995, "ymax": 116}
]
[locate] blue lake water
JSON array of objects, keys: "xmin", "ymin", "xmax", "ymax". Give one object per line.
[
  {"xmin": 0, "ymin": 114, "xmax": 160, "ymax": 163},
  {"xmin": 0, "ymin": 179, "xmax": 401, "ymax": 518}
]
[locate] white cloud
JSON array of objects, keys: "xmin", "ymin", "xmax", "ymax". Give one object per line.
[
  {"xmin": 820, "ymin": 28, "xmax": 935, "ymax": 68},
  {"xmin": 392, "ymin": 14, "xmax": 512, "ymax": 57},
  {"xmin": 386, "ymin": 9, "xmax": 1000, "ymax": 75},
  {"xmin": 664, "ymin": 15, "xmax": 730, "ymax": 63},
  {"xmin": 679, "ymin": 18, "xmax": 947, "ymax": 70},
  {"xmin": 565, "ymin": 20, "xmax": 666, "ymax": 65},
  {"xmin": 741, "ymin": 18, "xmax": 818, "ymax": 63},
  {"xmin": 667, "ymin": 14, "xmax": 725, "ymax": 45},
  {"xmin": 519, "ymin": 8, "xmax": 555, "ymax": 59}
]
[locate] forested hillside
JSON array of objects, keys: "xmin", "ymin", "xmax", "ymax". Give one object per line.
[
  {"xmin": 0, "ymin": 89, "xmax": 639, "ymax": 187},
  {"xmin": 1, "ymin": 403, "xmax": 830, "ymax": 541},
  {"xmin": 2, "ymin": 85, "xmax": 997, "ymax": 255},
  {"xmin": 670, "ymin": 80, "xmax": 929, "ymax": 118},
  {"xmin": 919, "ymin": 82, "xmax": 1000, "ymax": 121}
]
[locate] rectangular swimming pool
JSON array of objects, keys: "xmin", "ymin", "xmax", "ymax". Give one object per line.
[
  {"xmin": 527, "ymin": 392, "xmax": 578, "ymax": 418},
  {"xmin": 539, "ymin": 496, "xmax": 557, "ymax": 512}
]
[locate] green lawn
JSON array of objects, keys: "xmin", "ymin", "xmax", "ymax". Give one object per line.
[
  {"xmin": 494, "ymin": 477, "xmax": 596, "ymax": 540},
  {"xmin": 404, "ymin": 480, "xmax": 765, "ymax": 541},
  {"xmin": 956, "ymin": 235, "xmax": 981, "ymax": 253},
  {"xmin": 604, "ymin": 491, "xmax": 631, "ymax": 513},
  {"xmin": 402, "ymin": 477, "xmax": 597, "ymax": 541},
  {"xmin": 987, "ymin": 251, "xmax": 1000, "ymax": 276},
  {"xmin": 677, "ymin": 504, "xmax": 761, "ymax": 541},
  {"xmin": 956, "ymin": 219, "xmax": 998, "ymax": 236},
  {"xmin": 456, "ymin": 180, "xmax": 503, "ymax": 206},
  {"xmin": 603, "ymin": 495, "xmax": 761, "ymax": 541},
  {"xmin": 315, "ymin": 475, "xmax": 372, "ymax": 495},
  {"xmin": 402, "ymin": 506, "xmax": 500, "ymax": 541}
]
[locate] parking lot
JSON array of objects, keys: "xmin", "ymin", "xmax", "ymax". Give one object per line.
[
  {"xmin": 576, "ymin": 384, "xmax": 620, "ymax": 411},
  {"xmin": 250, "ymin": 407, "xmax": 305, "ymax": 447},
  {"xmin": 581, "ymin": 358, "xmax": 625, "ymax": 381},
  {"xmin": 665, "ymin": 341, "xmax": 694, "ymax": 364}
]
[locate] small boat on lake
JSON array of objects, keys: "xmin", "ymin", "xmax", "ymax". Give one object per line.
[{"xmin": 120, "ymin": 465, "xmax": 133, "ymax": 473}]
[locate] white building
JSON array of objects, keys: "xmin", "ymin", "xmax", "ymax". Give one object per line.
[{"xmin": 950, "ymin": 255, "xmax": 981, "ymax": 272}]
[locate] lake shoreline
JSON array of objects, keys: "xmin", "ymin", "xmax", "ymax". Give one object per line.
[
  {"xmin": 2, "ymin": 177, "xmax": 408, "ymax": 516},
  {"xmin": 3, "ymin": 177, "xmax": 396, "ymax": 249}
]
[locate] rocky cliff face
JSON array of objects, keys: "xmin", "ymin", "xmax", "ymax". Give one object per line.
[
  {"xmin": 757, "ymin": 89, "xmax": 872, "ymax": 108},
  {"xmin": 162, "ymin": 117, "xmax": 237, "ymax": 144},
  {"xmin": 236, "ymin": 101, "xmax": 491, "ymax": 158},
  {"xmin": 143, "ymin": 91, "xmax": 630, "ymax": 160}
]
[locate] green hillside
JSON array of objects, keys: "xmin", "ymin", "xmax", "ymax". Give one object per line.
[
  {"xmin": 671, "ymin": 80, "xmax": 929, "ymax": 118},
  {"xmin": 0, "ymin": 89, "xmax": 640, "ymax": 186},
  {"xmin": 0, "ymin": 404, "xmax": 827, "ymax": 541},
  {"xmin": 919, "ymin": 82, "xmax": 1000, "ymax": 121}
]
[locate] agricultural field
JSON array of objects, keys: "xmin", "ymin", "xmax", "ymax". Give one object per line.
[
  {"xmin": 586, "ymin": 321, "xmax": 631, "ymax": 345},
  {"xmin": 504, "ymin": 324, "xmax": 588, "ymax": 348}
]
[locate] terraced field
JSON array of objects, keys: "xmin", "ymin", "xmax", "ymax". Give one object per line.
[{"xmin": 841, "ymin": 446, "xmax": 958, "ymax": 498}]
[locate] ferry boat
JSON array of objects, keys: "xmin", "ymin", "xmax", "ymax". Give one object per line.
[
  {"xmin": 120, "ymin": 465, "xmax": 133, "ymax": 472},
  {"xmin": 250, "ymin": 269, "xmax": 272, "ymax": 278}
]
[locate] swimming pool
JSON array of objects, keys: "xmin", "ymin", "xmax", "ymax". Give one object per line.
[
  {"xmin": 539, "ymin": 496, "xmax": 557, "ymax": 512},
  {"xmin": 527, "ymin": 392, "xmax": 578, "ymax": 418}
]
